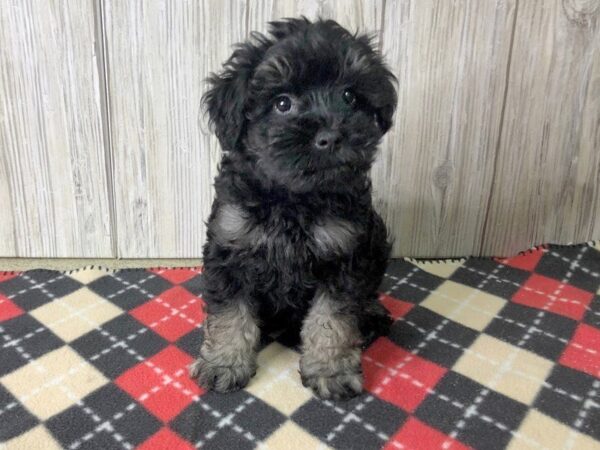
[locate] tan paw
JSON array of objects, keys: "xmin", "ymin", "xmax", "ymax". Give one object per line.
[
  {"xmin": 189, "ymin": 355, "xmax": 256, "ymax": 393},
  {"xmin": 300, "ymin": 370, "xmax": 363, "ymax": 400}
]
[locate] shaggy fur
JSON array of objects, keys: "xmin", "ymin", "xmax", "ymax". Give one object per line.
[{"xmin": 190, "ymin": 17, "xmax": 397, "ymax": 400}]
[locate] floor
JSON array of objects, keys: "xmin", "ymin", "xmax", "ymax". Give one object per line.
[
  {"xmin": 0, "ymin": 258, "xmax": 202, "ymax": 272},
  {"xmin": 2, "ymin": 244, "xmax": 599, "ymax": 448}
]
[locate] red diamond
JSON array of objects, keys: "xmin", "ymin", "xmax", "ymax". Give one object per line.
[
  {"xmin": 495, "ymin": 248, "xmax": 543, "ymax": 272},
  {"xmin": 384, "ymin": 417, "xmax": 469, "ymax": 450},
  {"xmin": 379, "ymin": 293, "xmax": 413, "ymax": 320},
  {"xmin": 560, "ymin": 324, "xmax": 600, "ymax": 377},
  {"xmin": 0, "ymin": 272, "xmax": 19, "ymax": 283},
  {"xmin": 512, "ymin": 274, "xmax": 594, "ymax": 320},
  {"xmin": 137, "ymin": 427, "xmax": 194, "ymax": 450},
  {"xmin": 130, "ymin": 286, "xmax": 205, "ymax": 341},
  {"xmin": 116, "ymin": 346, "xmax": 203, "ymax": 422},
  {"xmin": 0, "ymin": 295, "xmax": 23, "ymax": 322},
  {"xmin": 150, "ymin": 268, "xmax": 201, "ymax": 285},
  {"xmin": 363, "ymin": 337, "xmax": 447, "ymax": 412}
]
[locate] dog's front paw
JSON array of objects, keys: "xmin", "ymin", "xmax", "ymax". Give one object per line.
[
  {"xmin": 189, "ymin": 355, "xmax": 256, "ymax": 393},
  {"xmin": 301, "ymin": 369, "xmax": 363, "ymax": 400},
  {"xmin": 300, "ymin": 349, "xmax": 364, "ymax": 400}
]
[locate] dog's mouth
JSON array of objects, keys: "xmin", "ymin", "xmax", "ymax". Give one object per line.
[{"xmin": 301, "ymin": 163, "xmax": 352, "ymax": 175}]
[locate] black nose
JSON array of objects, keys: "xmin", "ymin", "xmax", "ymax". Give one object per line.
[{"xmin": 313, "ymin": 129, "xmax": 341, "ymax": 151}]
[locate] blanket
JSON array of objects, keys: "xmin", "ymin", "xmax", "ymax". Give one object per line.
[{"xmin": 1, "ymin": 243, "xmax": 599, "ymax": 449}]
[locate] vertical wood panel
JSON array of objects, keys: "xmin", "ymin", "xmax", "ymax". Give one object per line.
[
  {"xmin": 482, "ymin": 0, "xmax": 600, "ymax": 256},
  {"xmin": 0, "ymin": 0, "xmax": 112, "ymax": 257},
  {"xmin": 248, "ymin": 0, "xmax": 383, "ymax": 34},
  {"xmin": 375, "ymin": 0, "xmax": 517, "ymax": 257},
  {"xmin": 0, "ymin": 132, "xmax": 16, "ymax": 256},
  {"xmin": 2, "ymin": 0, "xmax": 591, "ymax": 258},
  {"xmin": 106, "ymin": 0, "xmax": 381, "ymax": 258},
  {"xmin": 104, "ymin": 0, "xmax": 247, "ymax": 257}
]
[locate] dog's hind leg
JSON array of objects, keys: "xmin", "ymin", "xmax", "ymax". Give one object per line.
[{"xmin": 189, "ymin": 300, "xmax": 260, "ymax": 392}]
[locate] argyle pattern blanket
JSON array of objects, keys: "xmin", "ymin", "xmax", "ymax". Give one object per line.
[{"xmin": 1, "ymin": 243, "xmax": 599, "ymax": 450}]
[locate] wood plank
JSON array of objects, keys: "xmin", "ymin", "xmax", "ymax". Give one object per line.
[
  {"xmin": 100, "ymin": 0, "xmax": 600, "ymax": 258},
  {"xmin": 104, "ymin": 0, "xmax": 248, "ymax": 257},
  {"xmin": 482, "ymin": 0, "xmax": 600, "ymax": 256},
  {"xmin": 375, "ymin": 0, "xmax": 517, "ymax": 257},
  {"xmin": 248, "ymin": 0, "xmax": 383, "ymax": 34},
  {"xmin": 0, "ymin": 0, "xmax": 112, "ymax": 257}
]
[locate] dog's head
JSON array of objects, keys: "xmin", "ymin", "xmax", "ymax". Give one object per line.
[{"xmin": 204, "ymin": 18, "xmax": 397, "ymax": 193}]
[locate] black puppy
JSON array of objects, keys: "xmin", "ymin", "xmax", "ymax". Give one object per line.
[{"xmin": 190, "ymin": 17, "xmax": 397, "ymax": 400}]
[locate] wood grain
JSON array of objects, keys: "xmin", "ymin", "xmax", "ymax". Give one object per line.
[
  {"xmin": 0, "ymin": 0, "xmax": 112, "ymax": 257},
  {"xmin": 247, "ymin": 0, "xmax": 383, "ymax": 34},
  {"xmin": 103, "ymin": 0, "xmax": 247, "ymax": 257},
  {"xmin": 374, "ymin": 0, "xmax": 518, "ymax": 257},
  {"xmin": 481, "ymin": 0, "xmax": 600, "ymax": 256},
  {"xmin": 1, "ymin": 0, "xmax": 598, "ymax": 258},
  {"xmin": 105, "ymin": 0, "xmax": 382, "ymax": 258}
]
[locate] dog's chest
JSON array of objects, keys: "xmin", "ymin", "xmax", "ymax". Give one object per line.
[{"xmin": 211, "ymin": 203, "xmax": 360, "ymax": 260}]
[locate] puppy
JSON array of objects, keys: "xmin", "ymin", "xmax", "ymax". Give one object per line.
[{"xmin": 190, "ymin": 17, "xmax": 397, "ymax": 400}]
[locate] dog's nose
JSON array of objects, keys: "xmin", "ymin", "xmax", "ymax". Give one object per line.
[{"xmin": 313, "ymin": 129, "xmax": 341, "ymax": 151}]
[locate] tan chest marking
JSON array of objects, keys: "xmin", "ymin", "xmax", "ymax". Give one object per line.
[
  {"xmin": 213, "ymin": 204, "xmax": 263, "ymax": 247},
  {"xmin": 311, "ymin": 217, "xmax": 359, "ymax": 255}
]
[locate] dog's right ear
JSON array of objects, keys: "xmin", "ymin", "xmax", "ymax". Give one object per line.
[
  {"xmin": 203, "ymin": 39, "xmax": 269, "ymax": 152},
  {"xmin": 203, "ymin": 54, "xmax": 250, "ymax": 152}
]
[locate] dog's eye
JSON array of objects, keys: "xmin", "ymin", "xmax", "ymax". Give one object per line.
[
  {"xmin": 274, "ymin": 95, "xmax": 292, "ymax": 113},
  {"xmin": 342, "ymin": 89, "xmax": 357, "ymax": 107}
]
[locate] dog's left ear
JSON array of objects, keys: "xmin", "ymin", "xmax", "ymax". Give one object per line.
[
  {"xmin": 203, "ymin": 39, "xmax": 268, "ymax": 152},
  {"xmin": 375, "ymin": 98, "xmax": 396, "ymax": 134},
  {"xmin": 371, "ymin": 67, "xmax": 397, "ymax": 134},
  {"xmin": 349, "ymin": 34, "xmax": 398, "ymax": 135}
]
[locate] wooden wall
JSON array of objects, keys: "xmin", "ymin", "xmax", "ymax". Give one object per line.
[
  {"xmin": 1, "ymin": 0, "xmax": 599, "ymax": 258},
  {"xmin": 0, "ymin": 0, "xmax": 114, "ymax": 257}
]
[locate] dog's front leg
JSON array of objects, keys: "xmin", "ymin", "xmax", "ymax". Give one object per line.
[
  {"xmin": 189, "ymin": 300, "xmax": 259, "ymax": 392},
  {"xmin": 300, "ymin": 289, "xmax": 364, "ymax": 400}
]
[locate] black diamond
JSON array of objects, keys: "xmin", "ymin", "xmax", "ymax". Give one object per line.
[
  {"xmin": 170, "ymin": 401, "xmax": 221, "ymax": 447},
  {"xmin": 88, "ymin": 271, "xmax": 172, "ymax": 310},
  {"xmin": 536, "ymin": 247, "xmax": 600, "ymax": 294},
  {"xmin": 202, "ymin": 391, "xmax": 285, "ymax": 440},
  {"xmin": 292, "ymin": 396, "xmax": 406, "ymax": 449},
  {"xmin": 534, "ymin": 365, "xmax": 600, "ymax": 440},
  {"xmin": 200, "ymin": 429, "xmax": 256, "ymax": 450},
  {"xmin": 0, "ymin": 271, "xmax": 82, "ymax": 311},
  {"xmin": 485, "ymin": 302, "xmax": 577, "ymax": 360},
  {"xmin": 181, "ymin": 274, "xmax": 204, "ymax": 298},
  {"xmin": 380, "ymin": 261, "xmax": 445, "ymax": 304},
  {"xmin": 71, "ymin": 315, "xmax": 168, "ymax": 379},
  {"xmin": 46, "ymin": 384, "xmax": 161, "ymax": 449},
  {"xmin": 175, "ymin": 327, "xmax": 203, "ymax": 359},
  {"xmin": 416, "ymin": 372, "xmax": 528, "ymax": 450},
  {"xmin": 0, "ymin": 384, "xmax": 39, "ymax": 442},
  {"xmin": 583, "ymin": 296, "xmax": 600, "ymax": 328},
  {"xmin": 0, "ymin": 315, "xmax": 64, "ymax": 377},
  {"xmin": 389, "ymin": 307, "xmax": 479, "ymax": 368},
  {"xmin": 450, "ymin": 259, "xmax": 530, "ymax": 300},
  {"xmin": 171, "ymin": 391, "xmax": 283, "ymax": 449}
]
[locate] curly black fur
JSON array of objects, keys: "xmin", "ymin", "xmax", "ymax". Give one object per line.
[{"xmin": 192, "ymin": 17, "xmax": 397, "ymax": 400}]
